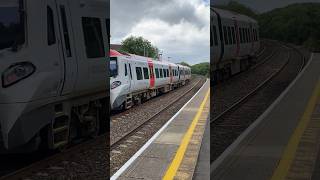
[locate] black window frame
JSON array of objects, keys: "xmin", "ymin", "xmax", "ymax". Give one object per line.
[
  {"xmin": 136, "ymin": 67, "xmax": 143, "ymax": 80},
  {"xmin": 231, "ymin": 27, "xmax": 236, "ymax": 44},
  {"xmin": 125, "ymin": 63, "xmax": 128, "ymax": 76},
  {"xmin": 227, "ymin": 26, "xmax": 232, "ymax": 44},
  {"xmin": 223, "ymin": 26, "xmax": 228, "ymax": 45},
  {"xmin": 60, "ymin": 5, "xmax": 72, "ymax": 57},
  {"xmin": 213, "ymin": 25, "xmax": 218, "ymax": 46},
  {"xmin": 47, "ymin": 6, "xmax": 56, "ymax": 46},
  {"xmin": 143, "ymin": 67, "xmax": 149, "ymax": 79},
  {"xmin": 82, "ymin": 17, "xmax": 105, "ymax": 58}
]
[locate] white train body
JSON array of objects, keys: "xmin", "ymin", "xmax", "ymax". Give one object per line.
[
  {"xmin": 211, "ymin": 7, "xmax": 260, "ymax": 82},
  {"xmin": 0, "ymin": 0, "xmax": 109, "ymax": 152},
  {"xmin": 110, "ymin": 50, "xmax": 191, "ymax": 110}
]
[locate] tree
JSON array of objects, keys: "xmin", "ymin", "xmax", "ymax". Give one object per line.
[
  {"xmin": 215, "ymin": 1, "xmax": 258, "ymax": 19},
  {"xmin": 120, "ymin": 36, "xmax": 159, "ymax": 58},
  {"xmin": 178, "ymin": 62, "xmax": 191, "ymax": 67},
  {"xmin": 191, "ymin": 62, "xmax": 210, "ymax": 77}
]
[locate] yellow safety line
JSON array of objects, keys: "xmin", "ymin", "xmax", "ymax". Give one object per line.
[
  {"xmin": 163, "ymin": 88, "xmax": 210, "ymax": 180},
  {"xmin": 271, "ymin": 80, "xmax": 320, "ymax": 180}
]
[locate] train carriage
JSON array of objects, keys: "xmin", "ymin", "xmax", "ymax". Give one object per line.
[
  {"xmin": 110, "ymin": 49, "xmax": 191, "ymax": 110},
  {"xmin": 211, "ymin": 7, "xmax": 260, "ymax": 83}
]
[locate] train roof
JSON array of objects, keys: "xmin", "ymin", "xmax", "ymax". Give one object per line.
[
  {"xmin": 109, "ymin": 49, "xmax": 190, "ymax": 69},
  {"xmin": 211, "ymin": 7, "xmax": 257, "ymax": 24}
]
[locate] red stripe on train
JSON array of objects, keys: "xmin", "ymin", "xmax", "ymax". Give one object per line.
[{"xmin": 147, "ymin": 58, "xmax": 155, "ymax": 88}]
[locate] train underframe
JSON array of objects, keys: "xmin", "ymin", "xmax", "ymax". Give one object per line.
[
  {"xmin": 0, "ymin": 94, "xmax": 109, "ymax": 153},
  {"xmin": 120, "ymin": 80, "xmax": 190, "ymax": 110},
  {"xmin": 212, "ymin": 55, "xmax": 256, "ymax": 84}
]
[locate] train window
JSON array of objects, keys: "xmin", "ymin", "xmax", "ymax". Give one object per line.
[
  {"xmin": 143, "ymin": 67, "xmax": 149, "ymax": 79},
  {"xmin": 82, "ymin": 17, "xmax": 105, "ymax": 58},
  {"xmin": 244, "ymin": 28, "xmax": 247, "ymax": 43},
  {"xmin": 160, "ymin": 68, "xmax": 163, "ymax": 78},
  {"xmin": 166, "ymin": 69, "xmax": 169, "ymax": 77},
  {"xmin": 239, "ymin": 28, "xmax": 242, "ymax": 43},
  {"xmin": 255, "ymin": 29, "xmax": 257, "ymax": 41},
  {"xmin": 106, "ymin": 19, "xmax": 110, "ymax": 48},
  {"xmin": 110, "ymin": 57, "xmax": 118, "ymax": 77},
  {"xmin": 136, "ymin": 67, "xmax": 143, "ymax": 80},
  {"xmin": 223, "ymin": 26, "xmax": 228, "ymax": 45},
  {"xmin": 231, "ymin": 27, "xmax": 236, "ymax": 44},
  {"xmin": 213, "ymin": 25, "xmax": 218, "ymax": 46},
  {"xmin": 243, "ymin": 28, "xmax": 246, "ymax": 43},
  {"xmin": 47, "ymin": 6, "xmax": 56, "ymax": 46},
  {"xmin": 125, "ymin": 64, "xmax": 128, "ymax": 76},
  {"xmin": 256, "ymin": 29, "xmax": 258, "ymax": 41},
  {"xmin": 227, "ymin": 27, "xmax": 232, "ymax": 44},
  {"xmin": 155, "ymin": 68, "xmax": 159, "ymax": 78},
  {"xmin": 163, "ymin": 69, "xmax": 167, "ymax": 78},
  {"xmin": 129, "ymin": 64, "xmax": 132, "ymax": 79},
  {"xmin": 60, "ymin": 5, "xmax": 72, "ymax": 57},
  {"xmin": 246, "ymin": 29, "xmax": 249, "ymax": 43}
]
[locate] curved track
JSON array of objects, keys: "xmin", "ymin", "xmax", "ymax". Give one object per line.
[{"xmin": 210, "ymin": 41, "xmax": 307, "ymax": 164}]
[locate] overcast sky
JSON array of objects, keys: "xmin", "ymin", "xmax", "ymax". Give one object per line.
[
  {"xmin": 212, "ymin": 0, "xmax": 320, "ymax": 13},
  {"xmin": 110, "ymin": 0, "xmax": 210, "ymax": 65}
]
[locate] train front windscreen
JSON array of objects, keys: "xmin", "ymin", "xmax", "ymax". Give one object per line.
[
  {"xmin": 110, "ymin": 57, "xmax": 118, "ymax": 77},
  {"xmin": 0, "ymin": 0, "xmax": 25, "ymax": 51}
]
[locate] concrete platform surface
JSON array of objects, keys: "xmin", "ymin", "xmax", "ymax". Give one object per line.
[
  {"xmin": 115, "ymin": 80, "xmax": 210, "ymax": 180},
  {"xmin": 211, "ymin": 53, "xmax": 320, "ymax": 180}
]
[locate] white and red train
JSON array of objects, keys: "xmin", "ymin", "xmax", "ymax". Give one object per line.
[
  {"xmin": 211, "ymin": 7, "xmax": 260, "ymax": 83},
  {"xmin": 110, "ymin": 49, "xmax": 191, "ymax": 110}
]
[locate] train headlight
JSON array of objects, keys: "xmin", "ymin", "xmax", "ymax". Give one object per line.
[
  {"xmin": 111, "ymin": 81, "xmax": 121, "ymax": 89},
  {"xmin": 2, "ymin": 62, "xmax": 36, "ymax": 88}
]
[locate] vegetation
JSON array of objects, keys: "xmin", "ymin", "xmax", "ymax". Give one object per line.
[
  {"xmin": 215, "ymin": 1, "xmax": 258, "ymax": 19},
  {"xmin": 180, "ymin": 62, "xmax": 210, "ymax": 77},
  {"xmin": 215, "ymin": 2, "xmax": 320, "ymax": 51},
  {"xmin": 120, "ymin": 36, "xmax": 159, "ymax": 58}
]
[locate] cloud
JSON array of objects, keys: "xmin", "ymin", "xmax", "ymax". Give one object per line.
[{"xmin": 111, "ymin": 0, "xmax": 209, "ymax": 65}]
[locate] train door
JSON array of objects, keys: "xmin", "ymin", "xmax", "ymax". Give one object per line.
[
  {"xmin": 127, "ymin": 62, "xmax": 135, "ymax": 92},
  {"xmin": 69, "ymin": 1, "xmax": 107, "ymax": 93},
  {"xmin": 249, "ymin": 23, "xmax": 255, "ymax": 54},
  {"xmin": 233, "ymin": 19, "xmax": 240, "ymax": 57},
  {"xmin": 123, "ymin": 60, "xmax": 131, "ymax": 94},
  {"xmin": 55, "ymin": 0, "xmax": 77, "ymax": 95},
  {"xmin": 44, "ymin": 0, "xmax": 65, "ymax": 97},
  {"xmin": 169, "ymin": 65, "xmax": 173, "ymax": 84},
  {"xmin": 147, "ymin": 58, "xmax": 155, "ymax": 89}
]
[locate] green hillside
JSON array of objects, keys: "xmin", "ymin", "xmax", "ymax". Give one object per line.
[
  {"xmin": 191, "ymin": 62, "xmax": 210, "ymax": 77},
  {"xmin": 179, "ymin": 62, "xmax": 210, "ymax": 77},
  {"xmin": 214, "ymin": 2, "xmax": 320, "ymax": 51}
]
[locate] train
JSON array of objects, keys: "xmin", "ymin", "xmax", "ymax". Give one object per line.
[
  {"xmin": 0, "ymin": 0, "xmax": 109, "ymax": 152},
  {"xmin": 110, "ymin": 49, "xmax": 191, "ymax": 110},
  {"xmin": 211, "ymin": 7, "xmax": 260, "ymax": 83}
]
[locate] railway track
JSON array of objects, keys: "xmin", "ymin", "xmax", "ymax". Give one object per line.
[
  {"xmin": 0, "ymin": 134, "xmax": 108, "ymax": 180},
  {"xmin": 210, "ymin": 42, "xmax": 306, "ymax": 164},
  {"xmin": 110, "ymin": 77, "xmax": 206, "ymax": 175}
]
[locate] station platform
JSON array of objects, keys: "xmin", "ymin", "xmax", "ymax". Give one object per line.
[
  {"xmin": 211, "ymin": 53, "xmax": 320, "ymax": 180},
  {"xmin": 111, "ymin": 80, "xmax": 210, "ymax": 180}
]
